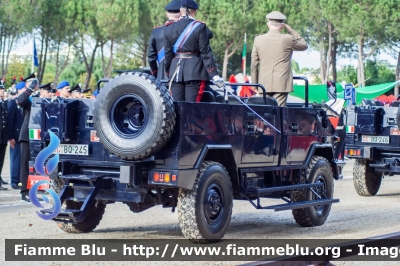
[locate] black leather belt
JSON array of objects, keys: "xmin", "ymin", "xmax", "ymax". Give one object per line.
[{"xmin": 174, "ymin": 53, "xmax": 200, "ymax": 59}]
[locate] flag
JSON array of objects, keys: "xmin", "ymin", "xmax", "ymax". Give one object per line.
[
  {"xmin": 242, "ymin": 33, "xmax": 247, "ymax": 75},
  {"xmin": 29, "ymin": 129, "xmax": 41, "ymax": 140},
  {"xmin": 33, "ymin": 39, "xmax": 39, "ymax": 67},
  {"xmin": 346, "ymin": 126, "xmax": 354, "ymax": 133}
]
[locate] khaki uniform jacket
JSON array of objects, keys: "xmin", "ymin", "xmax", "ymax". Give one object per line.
[{"xmin": 251, "ymin": 29, "xmax": 307, "ymax": 93}]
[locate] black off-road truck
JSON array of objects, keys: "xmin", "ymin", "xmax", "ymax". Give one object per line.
[
  {"xmin": 344, "ymin": 99, "xmax": 400, "ymax": 196},
  {"xmin": 29, "ymin": 72, "xmax": 345, "ymax": 242}
]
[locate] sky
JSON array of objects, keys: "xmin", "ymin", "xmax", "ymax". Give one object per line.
[
  {"xmin": 11, "ymin": 38, "xmax": 398, "ymax": 70},
  {"xmin": 292, "ymin": 49, "xmax": 397, "ymax": 70}
]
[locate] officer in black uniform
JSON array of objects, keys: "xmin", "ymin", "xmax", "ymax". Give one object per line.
[
  {"xmin": 148, "ymin": 0, "xmax": 182, "ymax": 81},
  {"xmin": 50, "ymin": 87, "xmax": 57, "ymax": 98},
  {"xmin": 7, "ymin": 82, "xmax": 25, "ymax": 189},
  {"xmin": 17, "ymin": 75, "xmax": 39, "ymax": 201},
  {"xmin": 68, "ymin": 83, "xmax": 86, "ymax": 98},
  {"xmin": 0, "ymin": 81, "xmax": 8, "ymax": 190},
  {"xmin": 164, "ymin": 0, "xmax": 224, "ymax": 102},
  {"xmin": 39, "ymin": 82, "xmax": 53, "ymax": 98}
]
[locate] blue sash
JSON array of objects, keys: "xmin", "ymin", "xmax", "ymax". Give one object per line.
[
  {"xmin": 157, "ymin": 47, "xmax": 165, "ymax": 63},
  {"xmin": 173, "ymin": 21, "xmax": 201, "ymax": 53}
]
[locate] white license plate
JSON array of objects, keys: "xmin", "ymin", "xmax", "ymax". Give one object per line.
[
  {"xmin": 56, "ymin": 144, "xmax": 89, "ymax": 155},
  {"xmin": 361, "ymin": 135, "xmax": 389, "ymax": 144}
]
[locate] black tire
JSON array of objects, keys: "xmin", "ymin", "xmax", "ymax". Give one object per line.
[
  {"xmin": 292, "ymin": 156, "xmax": 334, "ymax": 227},
  {"xmin": 58, "ymin": 201, "xmax": 106, "ymax": 233},
  {"xmin": 94, "ymin": 72, "xmax": 175, "ymax": 160},
  {"xmin": 177, "ymin": 161, "xmax": 233, "ymax": 243},
  {"xmin": 353, "ymin": 159, "xmax": 382, "ymax": 196}
]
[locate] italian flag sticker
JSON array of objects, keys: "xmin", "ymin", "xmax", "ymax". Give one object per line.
[
  {"xmin": 346, "ymin": 126, "xmax": 355, "ymax": 133},
  {"xmin": 29, "ymin": 129, "xmax": 41, "ymax": 140}
]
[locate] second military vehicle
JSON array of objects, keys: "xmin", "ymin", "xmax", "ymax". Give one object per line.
[{"xmin": 344, "ymin": 98, "xmax": 400, "ymax": 196}]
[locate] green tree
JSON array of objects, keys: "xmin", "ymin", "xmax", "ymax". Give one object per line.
[
  {"xmin": 0, "ymin": 0, "xmax": 30, "ymax": 78},
  {"xmin": 337, "ymin": 65, "xmax": 357, "ymax": 85},
  {"xmin": 94, "ymin": 0, "xmax": 141, "ymax": 78},
  {"xmin": 332, "ymin": 0, "xmax": 396, "ymax": 87}
]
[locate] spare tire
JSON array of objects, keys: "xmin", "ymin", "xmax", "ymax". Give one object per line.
[{"xmin": 93, "ymin": 72, "xmax": 175, "ymax": 160}]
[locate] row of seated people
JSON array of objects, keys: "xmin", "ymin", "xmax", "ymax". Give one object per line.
[{"xmin": 200, "ymin": 91, "xmax": 278, "ymax": 106}]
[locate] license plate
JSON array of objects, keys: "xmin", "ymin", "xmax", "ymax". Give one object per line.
[
  {"xmin": 361, "ymin": 135, "xmax": 389, "ymax": 144},
  {"xmin": 56, "ymin": 144, "xmax": 89, "ymax": 155}
]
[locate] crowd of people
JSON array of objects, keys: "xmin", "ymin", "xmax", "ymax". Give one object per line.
[{"xmin": 0, "ymin": 74, "xmax": 94, "ymax": 201}]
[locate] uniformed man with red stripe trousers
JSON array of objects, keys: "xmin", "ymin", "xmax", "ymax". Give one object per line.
[
  {"xmin": 148, "ymin": 0, "xmax": 182, "ymax": 82},
  {"xmin": 164, "ymin": 0, "xmax": 224, "ymax": 102}
]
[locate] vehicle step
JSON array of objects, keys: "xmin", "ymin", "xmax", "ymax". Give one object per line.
[
  {"xmin": 263, "ymin": 198, "xmax": 339, "ymax": 211},
  {"xmin": 62, "ymin": 183, "xmax": 94, "ymax": 189},
  {"xmin": 59, "ymin": 174, "xmax": 106, "ymax": 181},
  {"xmin": 335, "ymin": 160, "xmax": 346, "ymax": 167},
  {"xmin": 256, "ymin": 183, "xmax": 324, "ymax": 194},
  {"xmin": 65, "ymin": 197, "xmax": 87, "ymax": 202},
  {"xmin": 369, "ymin": 163, "xmax": 388, "ymax": 168},
  {"xmin": 40, "ymin": 208, "xmax": 82, "ymax": 216},
  {"xmin": 53, "ymin": 218, "xmax": 76, "ymax": 224}
]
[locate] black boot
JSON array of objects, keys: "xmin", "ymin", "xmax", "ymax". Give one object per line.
[
  {"xmin": 21, "ymin": 194, "xmax": 30, "ymax": 202},
  {"xmin": 0, "ymin": 177, "xmax": 8, "ymax": 185}
]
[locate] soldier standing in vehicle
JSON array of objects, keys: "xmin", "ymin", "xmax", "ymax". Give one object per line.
[
  {"xmin": 148, "ymin": 0, "xmax": 182, "ymax": 81},
  {"xmin": 164, "ymin": 0, "xmax": 224, "ymax": 102},
  {"xmin": 17, "ymin": 76, "xmax": 39, "ymax": 202},
  {"xmin": 251, "ymin": 11, "xmax": 308, "ymax": 106}
]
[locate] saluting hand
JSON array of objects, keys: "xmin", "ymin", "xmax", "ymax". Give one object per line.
[{"xmin": 283, "ymin": 24, "xmax": 292, "ymax": 32}]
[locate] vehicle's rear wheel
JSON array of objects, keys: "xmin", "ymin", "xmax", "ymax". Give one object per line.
[
  {"xmin": 353, "ymin": 159, "xmax": 382, "ymax": 196},
  {"xmin": 178, "ymin": 161, "xmax": 233, "ymax": 243},
  {"xmin": 94, "ymin": 72, "xmax": 175, "ymax": 160},
  {"xmin": 58, "ymin": 201, "xmax": 106, "ymax": 233},
  {"xmin": 292, "ymin": 156, "xmax": 334, "ymax": 227}
]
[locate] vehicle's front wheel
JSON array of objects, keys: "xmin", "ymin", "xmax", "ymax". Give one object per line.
[
  {"xmin": 178, "ymin": 161, "xmax": 233, "ymax": 243},
  {"xmin": 292, "ymin": 156, "xmax": 334, "ymax": 227},
  {"xmin": 353, "ymin": 159, "xmax": 382, "ymax": 196}
]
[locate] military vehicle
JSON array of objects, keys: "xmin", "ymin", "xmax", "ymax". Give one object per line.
[
  {"xmin": 344, "ymin": 99, "xmax": 400, "ymax": 196},
  {"xmin": 28, "ymin": 72, "xmax": 345, "ymax": 242}
]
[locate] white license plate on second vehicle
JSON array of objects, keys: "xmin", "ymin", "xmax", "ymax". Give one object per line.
[
  {"xmin": 361, "ymin": 135, "xmax": 389, "ymax": 144},
  {"xmin": 56, "ymin": 144, "xmax": 89, "ymax": 156}
]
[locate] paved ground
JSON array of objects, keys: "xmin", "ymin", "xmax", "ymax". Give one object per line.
[{"xmin": 0, "ymin": 147, "xmax": 399, "ymax": 266}]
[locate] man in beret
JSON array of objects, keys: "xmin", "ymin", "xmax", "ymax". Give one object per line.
[
  {"xmin": 148, "ymin": 0, "xmax": 182, "ymax": 81},
  {"xmin": 39, "ymin": 82, "xmax": 53, "ymax": 98},
  {"xmin": 7, "ymin": 82, "xmax": 24, "ymax": 190},
  {"xmin": 17, "ymin": 77, "xmax": 39, "ymax": 201},
  {"xmin": 251, "ymin": 11, "xmax": 308, "ymax": 106},
  {"xmin": 0, "ymin": 82, "xmax": 8, "ymax": 190},
  {"xmin": 57, "ymin": 81, "xmax": 71, "ymax": 98},
  {"xmin": 164, "ymin": 0, "xmax": 224, "ymax": 102}
]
